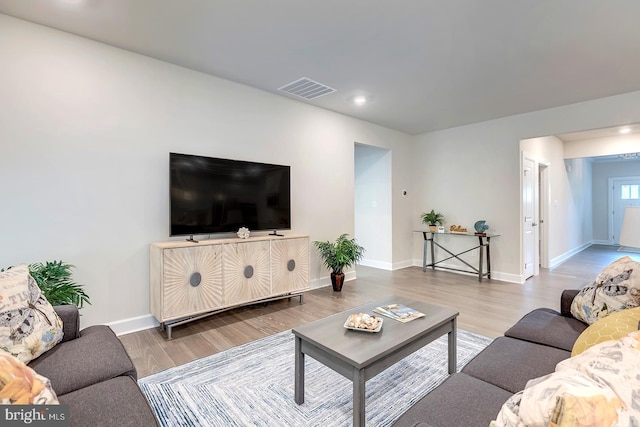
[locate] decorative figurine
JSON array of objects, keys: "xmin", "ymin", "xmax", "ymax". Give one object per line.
[
  {"xmin": 237, "ymin": 227, "xmax": 250, "ymax": 239},
  {"xmin": 474, "ymin": 220, "xmax": 489, "ymax": 236}
]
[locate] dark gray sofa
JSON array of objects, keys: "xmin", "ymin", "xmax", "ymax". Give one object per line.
[
  {"xmin": 393, "ymin": 290, "xmax": 587, "ymax": 427},
  {"xmin": 27, "ymin": 305, "xmax": 159, "ymax": 427}
]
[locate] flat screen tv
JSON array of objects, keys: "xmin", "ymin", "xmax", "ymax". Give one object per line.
[{"xmin": 170, "ymin": 153, "xmax": 291, "ymax": 236}]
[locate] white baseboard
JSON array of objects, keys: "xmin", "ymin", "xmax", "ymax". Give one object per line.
[
  {"xmin": 489, "ymin": 271, "xmax": 523, "ymax": 284},
  {"xmin": 591, "ymin": 239, "xmax": 612, "ymax": 245},
  {"xmin": 360, "ymin": 258, "xmax": 414, "ymax": 271},
  {"xmin": 360, "ymin": 259, "xmax": 393, "ymax": 270},
  {"xmin": 391, "ymin": 259, "xmax": 414, "ymax": 270},
  {"xmin": 107, "ymin": 314, "xmax": 159, "ymax": 336},
  {"xmin": 549, "ymin": 242, "xmax": 592, "ymax": 268},
  {"xmin": 410, "ymin": 259, "xmax": 517, "ymax": 283}
]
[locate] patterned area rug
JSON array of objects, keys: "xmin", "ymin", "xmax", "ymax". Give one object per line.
[{"xmin": 139, "ymin": 328, "xmax": 492, "ymax": 427}]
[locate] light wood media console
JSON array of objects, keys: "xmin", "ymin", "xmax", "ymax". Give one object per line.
[{"xmin": 150, "ymin": 234, "xmax": 310, "ymax": 339}]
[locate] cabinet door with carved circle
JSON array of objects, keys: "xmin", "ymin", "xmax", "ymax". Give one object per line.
[
  {"xmin": 162, "ymin": 245, "xmax": 223, "ymax": 320},
  {"xmin": 271, "ymin": 238, "xmax": 310, "ymax": 295},
  {"xmin": 223, "ymin": 240, "xmax": 271, "ymax": 306}
]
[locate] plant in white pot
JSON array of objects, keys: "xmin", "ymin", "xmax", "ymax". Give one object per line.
[
  {"xmin": 421, "ymin": 210, "xmax": 444, "ymax": 232},
  {"xmin": 313, "ymin": 234, "xmax": 365, "ymax": 292}
]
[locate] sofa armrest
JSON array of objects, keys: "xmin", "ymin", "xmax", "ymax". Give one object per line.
[
  {"xmin": 53, "ymin": 305, "xmax": 80, "ymax": 343},
  {"xmin": 560, "ymin": 289, "xmax": 580, "ymax": 317}
]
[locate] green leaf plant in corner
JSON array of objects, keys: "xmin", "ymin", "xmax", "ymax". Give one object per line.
[{"xmin": 28, "ymin": 261, "xmax": 91, "ymax": 308}]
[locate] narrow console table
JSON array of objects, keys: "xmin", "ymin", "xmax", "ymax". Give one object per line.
[{"xmin": 417, "ymin": 231, "xmax": 499, "ymax": 282}]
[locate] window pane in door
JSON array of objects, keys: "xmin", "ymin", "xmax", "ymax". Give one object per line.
[
  {"xmin": 631, "ymin": 185, "xmax": 639, "ymax": 200},
  {"xmin": 622, "ymin": 185, "xmax": 630, "ymax": 200}
]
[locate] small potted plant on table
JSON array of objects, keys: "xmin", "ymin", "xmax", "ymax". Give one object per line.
[
  {"xmin": 313, "ymin": 234, "xmax": 365, "ymax": 292},
  {"xmin": 421, "ymin": 210, "xmax": 444, "ymax": 233}
]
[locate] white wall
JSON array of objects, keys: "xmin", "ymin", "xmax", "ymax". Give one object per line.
[
  {"xmin": 412, "ymin": 91, "xmax": 640, "ymax": 283},
  {"xmin": 592, "ymin": 159, "xmax": 640, "ymax": 242},
  {"xmin": 564, "ymin": 134, "xmax": 640, "ymax": 159},
  {"xmin": 355, "ymin": 144, "xmax": 392, "ymax": 269},
  {"xmin": 0, "ymin": 15, "xmax": 413, "ymax": 331}
]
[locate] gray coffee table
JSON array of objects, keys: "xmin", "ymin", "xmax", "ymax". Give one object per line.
[{"xmin": 292, "ymin": 297, "xmax": 459, "ymax": 427}]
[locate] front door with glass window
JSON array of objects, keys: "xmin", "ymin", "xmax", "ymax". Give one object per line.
[{"xmin": 613, "ymin": 179, "xmax": 640, "ymax": 244}]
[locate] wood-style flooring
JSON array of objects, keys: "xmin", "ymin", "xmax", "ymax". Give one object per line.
[{"xmin": 119, "ymin": 244, "xmax": 640, "ymax": 378}]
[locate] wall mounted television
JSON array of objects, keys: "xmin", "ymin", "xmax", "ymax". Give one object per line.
[{"xmin": 170, "ymin": 152, "xmax": 291, "ymax": 237}]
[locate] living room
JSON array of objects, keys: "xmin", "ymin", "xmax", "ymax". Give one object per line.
[{"xmin": 2, "ymin": 2, "xmax": 640, "ymax": 426}]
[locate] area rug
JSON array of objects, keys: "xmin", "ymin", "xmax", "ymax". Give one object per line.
[{"xmin": 139, "ymin": 329, "xmax": 492, "ymax": 427}]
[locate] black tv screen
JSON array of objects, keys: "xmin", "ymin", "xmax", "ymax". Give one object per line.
[{"xmin": 170, "ymin": 153, "xmax": 291, "ymax": 236}]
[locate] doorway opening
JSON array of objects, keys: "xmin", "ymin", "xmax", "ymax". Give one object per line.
[{"xmin": 354, "ymin": 143, "xmax": 393, "ymax": 269}]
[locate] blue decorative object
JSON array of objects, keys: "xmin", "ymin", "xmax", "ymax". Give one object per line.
[{"xmin": 474, "ymin": 220, "xmax": 489, "ymax": 234}]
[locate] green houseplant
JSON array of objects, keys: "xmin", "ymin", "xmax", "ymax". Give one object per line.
[
  {"xmin": 28, "ymin": 261, "xmax": 91, "ymax": 308},
  {"xmin": 313, "ymin": 234, "xmax": 365, "ymax": 292},
  {"xmin": 421, "ymin": 209, "xmax": 444, "ymax": 232}
]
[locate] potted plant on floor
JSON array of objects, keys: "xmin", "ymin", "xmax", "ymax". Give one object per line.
[
  {"xmin": 421, "ymin": 210, "xmax": 444, "ymax": 232},
  {"xmin": 313, "ymin": 234, "xmax": 365, "ymax": 292}
]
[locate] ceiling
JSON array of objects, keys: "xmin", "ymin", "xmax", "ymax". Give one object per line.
[{"xmin": 2, "ymin": 1, "xmax": 640, "ymax": 135}]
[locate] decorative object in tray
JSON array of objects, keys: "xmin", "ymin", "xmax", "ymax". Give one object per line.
[
  {"xmin": 344, "ymin": 312, "xmax": 383, "ymax": 332},
  {"xmin": 449, "ymin": 225, "xmax": 468, "ymax": 234}
]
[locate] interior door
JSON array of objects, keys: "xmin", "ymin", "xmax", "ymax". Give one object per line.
[
  {"xmin": 613, "ymin": 179, "xmax": 640, "ymax": 244},
  {"xmin": 522, "ymin": 156, "xmax": 535, "ymax": 279}
]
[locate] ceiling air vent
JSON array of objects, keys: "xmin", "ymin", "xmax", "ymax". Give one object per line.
[{"xmin": 278, "ymin": 77, "xmax": 336, "ymax": 100}]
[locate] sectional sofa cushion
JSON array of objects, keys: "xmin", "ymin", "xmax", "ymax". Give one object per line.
[
  {"xmin": 571, "ymin": 256, "xmax": 640, "ymax": 324},
  {"xmin": 504, "ymin": 308, "xmax": 587, "ymax": 352},
  {"xmin": 0, "ymin": 264, "xmax": 64, "ymax": 363},
  {"xmin": 391, "ymin": 373, "xmax": 513, "ymax": 427},
  {"xmin": 58, "ymin": 376, "xmax": 159, "ymax": 427},
  {"xmin": 461, "ymin": 337, "xmax": 570, "ymax": 394},
  {"xmin": 28, "ymin": 325, "xmax": 136, "ymax": 396}
]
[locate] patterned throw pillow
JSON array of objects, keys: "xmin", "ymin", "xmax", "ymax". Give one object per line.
[
  {"xmin": 0, "ymin": 352, "xmax": 59, "ymax": 404},
  {"xmin": 491, "ymin": 331, "xmax": 640, "ymax": 427},
  {"xmin": 571, "ymin": 306, "xmax": 640, "ymax": 356},
  {"xmin": 0, "ymin": 264, "xmax": 64, "ymax": 363},
  {"xmin": 570, "ymin": 256, "xmax": 640, "ymax": 324}
]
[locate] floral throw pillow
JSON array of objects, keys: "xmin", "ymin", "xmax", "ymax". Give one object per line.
[
  {"xmin": 491, "ymin": 331, "xmax": 640, "ymax": 427},
  {"xmin": 0, "ymin": 352, "xmax": 59, "ymax": 404},
  {"xmin": 570, "ymin": 256, "xmax": 640, "ymax": 324},
  {"xmin": 0, "ymin": 264, "xmax": 64, "ymax": 363}
]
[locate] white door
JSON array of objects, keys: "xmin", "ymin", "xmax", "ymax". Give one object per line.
[
  {"xmin": 522, "ymin": 156, "xmax": 535, "ymax": 279},
  {"xmin": 538, "ymin": 164, "xmax": 550, "ymax": 269},
  {"xmin": 613, "ymin": 178, "xmax": 640, "ymax": 244}
]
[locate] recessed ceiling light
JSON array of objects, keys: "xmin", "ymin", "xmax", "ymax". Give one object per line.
[
  {"xmin": 619, "ymin": 127, "xmax": 631, "ymax": 134},
  {"xmin": 353, "ymin": 96, "xmax": 367, "ymax": 105}
]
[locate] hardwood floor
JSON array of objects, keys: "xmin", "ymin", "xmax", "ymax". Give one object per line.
[{"xmin": 119, "ymin": 245, "xmax": 640, "ymax": 378}]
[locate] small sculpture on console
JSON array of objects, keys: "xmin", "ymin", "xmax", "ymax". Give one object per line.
[
  {"xmin": 237, "ymin": 227, "xmax": 250, "ymax": 239},
  {"xmin": 474, "ymin": 220, "xmax": 489, "ymax": 236}
]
